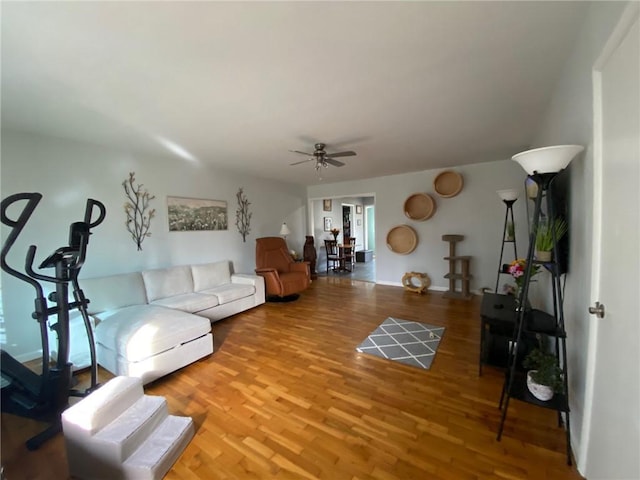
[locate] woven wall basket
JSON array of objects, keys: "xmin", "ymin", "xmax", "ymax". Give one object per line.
[
  {"xmin": 434, "ymin": 171, "xmax": 463, "ymax": 198},
  {"xmin": 403, "ymin": 193, "xmax": 436, "ymax": 221},
  {"xmin": 386, "ymin": 225, "xmax": 418, "ymax": 255}
]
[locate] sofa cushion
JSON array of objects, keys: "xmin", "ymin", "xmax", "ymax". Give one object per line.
[
  {"xmin": 198, "ymin": 284, "xmax": 255, "ymax": 305},
  {"xmin": 191, "ymin": 261, "xmax": 231, "ymax": 292},
  {"xmin": 150, "ymin": 292, "xmax": 218, "ymax": 313},
  {"xmin": 142, "ymin": 266, "xmax": 194, "ymax": 303},
  {"xmin": 94, "ymin": 305, "xmax": 211, "ymax": 362},
  {"xmin": 81, "ymin": 272, "xmax": 148, "ymax": 315}
]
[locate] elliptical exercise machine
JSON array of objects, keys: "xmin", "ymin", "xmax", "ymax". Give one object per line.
[{"xmin": 1, "ymin": 192, "xmax": 106, "ymax": 450}]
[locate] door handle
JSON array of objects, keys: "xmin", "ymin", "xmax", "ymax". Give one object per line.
[{"xmin": 588, "ymin": 301, "xmax": 606, "ymax": 319}]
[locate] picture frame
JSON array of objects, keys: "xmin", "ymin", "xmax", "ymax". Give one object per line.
[
  {"xmin": 357, "ymin": 219, "xmax": 362, "ymax": 226},
  {"xmin": 356, "ymin": 205, "xmax": 362, "ymax": 214},
  {"xmin": 323, "ymin": 199, "xmax": 332, "ymax": 212},
  {"xmin": 323, "ymin": 217, "xmax": 332, "ymax": 232},
  {"xmin": 167, "ymin": 196, "xmax": 228, "ymax": 231}
]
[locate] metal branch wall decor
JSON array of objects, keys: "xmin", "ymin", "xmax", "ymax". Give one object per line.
[
  {"xmin": 235, "ymin": 187, "xmax": 252, "ymax": 242},
  {"xmin": 122, "ymin": 172, "xmax": 156, "ymax": 251}
]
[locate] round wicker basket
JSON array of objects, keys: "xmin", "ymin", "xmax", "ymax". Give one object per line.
[
  {"xmin": 386, "ymin": 225, "xmax": 418, "ymax": 255},
  {"xmin": 434, "ymin": 170, "xmax": 463, "ymax": 198},
  {"xmin": 403, "ymin": 193, "xmax": 436, "ymax": 221}
]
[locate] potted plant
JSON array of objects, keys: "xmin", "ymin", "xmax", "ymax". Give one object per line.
[
  {"xmin": 506, "ymin": 221, "xmax": 515, "ymax": 241},
  {"xmin": 534, "ymin": 217, "xmax": 567, "ymax": 262},
  {"xmin": 522, "ymin": 338, "xmax": 563, "ymax": 401}
]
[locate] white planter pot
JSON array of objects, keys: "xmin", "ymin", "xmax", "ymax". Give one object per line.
[
  {"xmin": 526, "ymin": 370, "xmax": 554, "ymax": 401},
  {"xmin": 535, "ymin": 250, "xmax": 552, "ymax": 262}
]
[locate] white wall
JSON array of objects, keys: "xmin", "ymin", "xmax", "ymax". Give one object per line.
[
  {"xmin": 308, "ymin": 159, "xmax": 530, "ymax": 290},
  {"xmin": 528, "ymin": 1, "xmax": 630, "ymax": 475},
  {"xmin": 0, "ymin": 130, "xmax": 307, "ymax": 360}
]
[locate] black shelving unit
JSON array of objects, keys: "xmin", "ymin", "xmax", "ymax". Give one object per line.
[
  {"xmin": 342, "ymin": 205, "xmax": 351, "ymax": 239},
  {"xmin": 496, "ymin": 172, "xmax": 572, "ymax": 465},
  {"xmin": 494, "ymin": 197, "xmax": 518, "ymax": 292}
]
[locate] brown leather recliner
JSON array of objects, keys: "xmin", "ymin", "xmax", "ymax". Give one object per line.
[{"xmin": 255, "ymin": 237, "xmax": 310, "ymax": 299}]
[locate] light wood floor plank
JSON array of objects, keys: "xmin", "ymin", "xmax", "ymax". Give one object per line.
[{"xmin": 1, "ymin": 277, "xmax": 584, "ymax": 479}]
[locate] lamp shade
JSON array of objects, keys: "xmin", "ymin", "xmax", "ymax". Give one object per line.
[
  {"xmin": 279, "ymin": 223, "xmax": 291, "ymax": 236},
  {"xmin": 496, "ymin": 189, "xmax": 519, "ymax": 202},
  {"xmin": 512, "ymin": 145, "xmax": 584, "ymax": 175}
]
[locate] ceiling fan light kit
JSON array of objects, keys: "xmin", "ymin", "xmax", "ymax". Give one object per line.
[{"xmin": 289, "ymin": 142, "xmax": 357, "ymax": 174}]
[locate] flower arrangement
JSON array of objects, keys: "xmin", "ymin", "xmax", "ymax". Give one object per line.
[
  {"xmin": 505, "ymin": 258, "xmax": 540, "ymax": 301},
  {"xmin": 507, "ymin": 258, "xmax": 540, "ymax": 288},
  {"xmin": 330, "ymin": 227, "xmax": 340, "ymax": 240}
]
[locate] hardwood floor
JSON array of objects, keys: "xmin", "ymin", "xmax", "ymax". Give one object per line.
[{"xmin": 1, "ymin": 278, "xmax": 584, "ymax": 479}]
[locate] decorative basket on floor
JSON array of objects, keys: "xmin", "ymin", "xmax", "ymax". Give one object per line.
[{"xmin": 402, "ymin": 272, "xmax": 430, "ymax": 294}]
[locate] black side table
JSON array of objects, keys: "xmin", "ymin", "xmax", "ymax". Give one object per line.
[{"xmin": 479, "ymin": 293, "xmax": 518, "ymax": 375}]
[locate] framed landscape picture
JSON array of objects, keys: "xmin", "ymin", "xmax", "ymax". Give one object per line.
[
  {"xmin": 167, "ymin": 196, "xmax": 228, "ymax": 231},
  {"xmin": 356, "ymin": 205, "xmax": 363, "ymax": 214},
  {"xmin": 323, "ymin": 199, "xmax": 332, "ymax": 211}
]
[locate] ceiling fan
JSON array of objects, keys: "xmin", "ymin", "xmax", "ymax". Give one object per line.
[{"xmin": 289, "ymin": 143, "xmax": 357, "ymax": 171}]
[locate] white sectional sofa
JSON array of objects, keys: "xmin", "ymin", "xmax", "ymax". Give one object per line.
[{"xmin": 78, "ymin": 261, "xmax": 265, "ymax": 384}]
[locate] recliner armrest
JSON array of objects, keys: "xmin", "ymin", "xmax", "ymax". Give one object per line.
[
  {"xmin": 255, "ymin": 268, "xmax": 284, "ymax": 297},
  {"xmin": 289, "ymin": 262, "xmax": 310, "ymax": 275}
]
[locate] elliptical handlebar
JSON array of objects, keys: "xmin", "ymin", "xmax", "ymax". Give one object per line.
[
  {"xmin": 84, "ymin": 198, "xmax": 106, "ymax": 229},
  {"xmin": 1, "ymin": 193, "xmax": 45, "ymax": 296},
  {"xmin": 1, "ymin": 194, "xmax": 108, "ymax": 306},
  {"xmin": 71, "ymin": 198, "xmax": 106, "ymax": 271}
]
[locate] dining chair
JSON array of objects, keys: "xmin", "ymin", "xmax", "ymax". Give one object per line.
[
  {"xmin": 324, "ymin": 239, "xmax": 342, "ymax": 273},
  {"xmin": 343, "ymin": 237, "xmax": 356, "ymax": 271}
]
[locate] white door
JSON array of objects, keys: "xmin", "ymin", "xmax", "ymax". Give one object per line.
[{"xmin": 583, "ymin": 5, "xmax": 640, "ymax": 478}]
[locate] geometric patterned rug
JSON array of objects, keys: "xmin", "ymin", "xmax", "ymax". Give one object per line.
[{"xmin": 355, "ymin": 317, "xmax": 445, "ymax": 370}]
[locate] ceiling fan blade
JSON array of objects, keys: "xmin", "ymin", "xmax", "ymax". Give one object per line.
[
  {"xmin": 325, "ymin": 158, "xmax": 345, "ymax": 167},
  {"xmin": 326, "ymin": 150, "xmax": 357, "ymax": 158},
  {"xmin": 289, "ymin": 149, "xmax": 313, "ymax": 156},
  {"xmin": 290, "ymin": 158, "xmax": 314, "ymax": 166}
]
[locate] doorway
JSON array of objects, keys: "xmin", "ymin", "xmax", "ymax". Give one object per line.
[
  {"xmin": 342, "ymin": 204, "xmax": 354, "ymax": 242},
  {"xmin": 365, "ymin": 205, "xmax": 375, "ymax": 251}
]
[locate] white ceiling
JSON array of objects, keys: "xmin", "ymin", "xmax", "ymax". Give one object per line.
[{"xmin": 1, "ymin": 2, "xmax": 588, "ymax": 186}]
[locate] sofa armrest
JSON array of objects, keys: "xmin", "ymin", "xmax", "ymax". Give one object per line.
[
  {"xmin": 231, "ymin": 273, "xmax": 261, "ymax": 285},
  {"xmin": 232, "ymin": 273, "xmax": 265, "ymax": 304}
]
